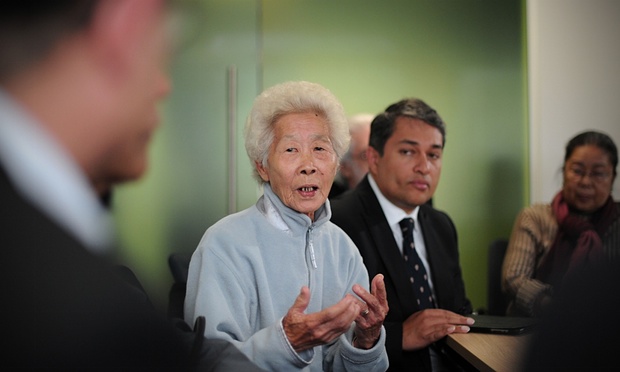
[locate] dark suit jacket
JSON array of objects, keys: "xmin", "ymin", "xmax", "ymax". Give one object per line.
[
  {"xmin": 0, "ymin": 164, "xmax": 266, "ymax": 371},
  {"xmin": 330, "ymin": 176, "xmax": 472, "ymax": 371},
  {"xmin": 0, "ymin": 165, "xmax": 196, "ymax": 370}
]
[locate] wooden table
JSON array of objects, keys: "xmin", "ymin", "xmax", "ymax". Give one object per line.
[{"xmin": 445, "ymin": 332, "xmax": 532, "ymax": 372}]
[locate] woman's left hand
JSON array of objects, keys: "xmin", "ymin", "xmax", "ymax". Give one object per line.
[{"xmin": 352, "ymin": 274, "xmax": 388, "ymax": 349}]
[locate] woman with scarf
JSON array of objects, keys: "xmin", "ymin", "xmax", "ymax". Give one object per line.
[{"xmin": 502, "ymin": 130, "xmax": 619, "ymax": 317}]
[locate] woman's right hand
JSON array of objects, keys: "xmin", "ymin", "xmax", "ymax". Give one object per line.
[{"xmin": 282, "ymin": 286, "xmax": 362, "ymax": 352}]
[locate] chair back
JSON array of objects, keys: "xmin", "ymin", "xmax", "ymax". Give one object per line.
[
  {"xmin": 487, "ymin": 239, "xmax": 509, "ymax": 316},
  {"xmin": 167, "ymin": 253, "xmax": 191, "ymax": 319}
]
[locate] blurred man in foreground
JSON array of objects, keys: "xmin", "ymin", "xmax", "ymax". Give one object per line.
[{"xmin": 0, "ymin": 1, "xmax": 261, "ymax": 370}]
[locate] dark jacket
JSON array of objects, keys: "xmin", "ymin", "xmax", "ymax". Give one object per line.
[
  {"xmin": 0, "ymin": 165, "xmax": 264, "ymax": 371},
  {"xmin": 330, "ymin": 176, "xmax": 471, "ymax": 371}
]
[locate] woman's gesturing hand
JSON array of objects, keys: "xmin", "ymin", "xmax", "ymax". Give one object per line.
[
  {"xmin": 352, "ymin": 274, "xmax": 389, "ymax": 349},
  {"xmin": 283, "ymin": 286, "xmax": 362, "ymax": 352}
]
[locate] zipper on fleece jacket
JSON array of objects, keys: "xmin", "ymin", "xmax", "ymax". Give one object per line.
[{"xmin": 306, "ymin": 225, "xmax": 318, "ymax": 270}]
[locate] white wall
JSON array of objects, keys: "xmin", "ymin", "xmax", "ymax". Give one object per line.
[{"xmin": 528, "ymin": 0, "xmax": 620, "ymax": 204}]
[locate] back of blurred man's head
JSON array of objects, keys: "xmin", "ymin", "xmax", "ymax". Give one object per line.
[
  {"xmin": 0, "ymin": 0, "xmax": 172, "ymax": 192},
  {"xmin": 0, "ymin": 1, "xmax": 100, "ymax": 83}
]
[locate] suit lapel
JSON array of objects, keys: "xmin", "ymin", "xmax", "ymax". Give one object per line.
[
  {"xmin": 418, "ymin": 206, "xmax": 453, "ymax": 309},
  {"xmin": 357, "ymin": 179, "xmax": 420, "ymax": 315}
]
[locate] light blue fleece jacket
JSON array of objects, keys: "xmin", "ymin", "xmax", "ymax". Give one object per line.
[{"xmin": 185, "ymin": 183, "xmax": 388, "ymax": 371}]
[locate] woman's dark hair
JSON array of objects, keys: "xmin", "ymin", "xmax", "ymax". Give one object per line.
[
  {"xmin": 565, "ymin": 130, "xmax": 618, "ymax": 177},
  {"xmin": 369, "ymin": 98, "xmax": 446, "ymax": 156}
]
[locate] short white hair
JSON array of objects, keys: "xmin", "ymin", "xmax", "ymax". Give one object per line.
[
  {"xmin": 244, "ymin": 81, "xmax": 350, "ymax": 184},
  {"xmin": 343, "ymin": 113, "xmax": 374, "ymax": 160},
  {"xmin": 348, "ymin": 113, "xmax": 374, "ymax": 132}
]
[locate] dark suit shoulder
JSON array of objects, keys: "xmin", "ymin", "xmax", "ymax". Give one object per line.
[
  {"xmin": 418, "ymin": 204, "xmax": 456, "ymax": 231},
  {"xmin": 330, "ymin": 185, "xmax": 361, "ymax": 207},
  {"xmin": 330, "ymin": 178, "xmax": 381, "ymax": 223},
  {"xmin": 1, "ymin": 167, "xmax": 192, "ymax": 370}
]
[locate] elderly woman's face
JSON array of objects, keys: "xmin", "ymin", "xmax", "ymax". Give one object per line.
[
  {"xmin": 562, "ymin": 144, "xmax": 614, "ymax": 213},
  {"xmin": 256, "ymin": 112, "xmax": 338, "ymax": 220}
]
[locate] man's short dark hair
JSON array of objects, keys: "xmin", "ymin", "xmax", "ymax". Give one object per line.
[
  {"xmin": 0, "ymin": 1, "xmax": 97, "ymax": 82},
  {"xmin": 369, "ymin": 98, "xmax": 446, "ymax": 155}
]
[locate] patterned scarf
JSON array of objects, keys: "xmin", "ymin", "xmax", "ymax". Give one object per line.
[{"xmin": 536, "ymin": 191, "xmax": 617, "ymax": 287}]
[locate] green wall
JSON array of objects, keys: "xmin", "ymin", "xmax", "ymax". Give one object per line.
[
  {"xmin": 113, "ymin": 0, "xmax": 262, "ymax": 308},
  {"xmin": 114, "ymin": 0, "xmax": 527, "ymax": 312},
  {"xmin": 261, "ymin": 0, "xmax": 527, "ymax": 313}
]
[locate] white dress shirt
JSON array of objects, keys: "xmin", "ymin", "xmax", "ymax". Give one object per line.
[
  {"xmin": 369, "ymin": 174, "xmax": 449, "ymax": 371},
  {"xmin": 367, "ymin": 174, "xmax": 436, "ymax": 295}
]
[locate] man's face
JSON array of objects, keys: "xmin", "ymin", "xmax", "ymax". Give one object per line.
[
  {"xmin": 367, "ymin": 117, "xmax": 443, "ymax": 214},
  {"xmin": 97, "ymin": 2, "xmax": 171, "ymax": 191},
  {"xmin": 341, "ymin": 124, "xmax": 370, "ymax": 189}
]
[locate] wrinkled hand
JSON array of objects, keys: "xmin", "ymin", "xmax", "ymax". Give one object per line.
[
  {"xmin": 283, "ymin": 286, "xmax": 362, "ymax": 352},
  {"xmin": 352, "ymin": 274, "xmax": 388, "ymax": 349},
  {"xmin": 402, "ymin": 309, "xmax": 474, "ymax": 350}
]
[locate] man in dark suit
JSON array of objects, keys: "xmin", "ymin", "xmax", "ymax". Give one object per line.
[
  {"xmin": 331, "ymin": 98, "xmax": 473, "ymax": 371},
  {"xmin": 0, "ymin": 1, "xmax": 261, "ymax": 370}
]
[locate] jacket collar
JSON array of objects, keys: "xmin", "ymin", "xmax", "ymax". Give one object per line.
[{"xmin": 258, "ymin": 182, "xmax": 331, "ymax": 236}]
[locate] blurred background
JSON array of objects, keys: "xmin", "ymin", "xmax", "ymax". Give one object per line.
[{"xmin": 112, "ymin": 0, "xmax": 620, "ymax": 312}]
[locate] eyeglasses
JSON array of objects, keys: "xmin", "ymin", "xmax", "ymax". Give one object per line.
[{"xmin": 566, "ymin": 167, "xmax": 612, "ymax": 183}]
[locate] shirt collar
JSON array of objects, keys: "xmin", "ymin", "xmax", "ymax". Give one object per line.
[
  {"xmin": 0, "ymin": 89, "xmax": 113, "ymax": 253},
  {"xmin": 367, "ymin": 174, "xmax": 420, "ymax": 227}
]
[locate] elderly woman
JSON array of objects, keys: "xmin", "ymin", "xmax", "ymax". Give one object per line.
[
  {"xmin": 184, "ymin": 81, "xmax": 389, "ymax": 371},
  {"xmin": 502, "ymin": 130, "xmax": 619, "ymax": 317}
]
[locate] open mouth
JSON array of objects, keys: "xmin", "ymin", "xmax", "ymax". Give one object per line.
[{"xmin": 299, "ymin": 186, "xmax": 318, "ymax": 192}]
